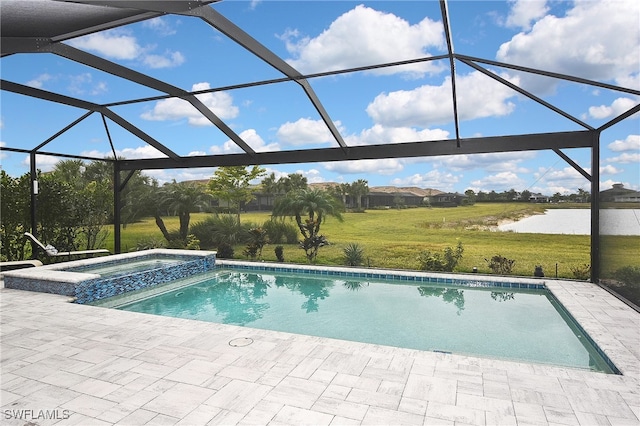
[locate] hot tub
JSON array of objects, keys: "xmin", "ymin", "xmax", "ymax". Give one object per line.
[{"xmin": 2, "ymin": 249, "xmax": 216, "ymax": 304}]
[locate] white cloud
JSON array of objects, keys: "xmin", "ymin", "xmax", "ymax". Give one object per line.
[
  {"xmin": 143, "ymin": 51, "xmax": 185, "ymax": 69},
  {"xmin": 605, "ymin": 152, "xmax": 640, "ymax": 164},
  {"xmin": 607, "ymin": 134, "xmax": 640, "ymax": 152},
  {"xmin": 70, "ymin": 30, "xmax": 141, "ymax": 60},
  {"xmin": 141, "ymin": 82, "xmax": 239, "ymax": 125},
  {"xmin": 69, "ymin": 29, "xmax": 185, "ymax": 69},
  {"xmin": 600, "ymin": 164, "xmax": 622, "ymax": 175},
  {"xmin": 210, "ymin": 129, "xmax": 279, "ymax": 155},
  {"xmin": 26, "ymin": 73, "xmax": 53, "ymax": 89},
  {"xmin": 531, "ymin": 166, "xmax": 591, "ymax": 193},
  {"xmin": 67, "ymin": 73, "xmax": 107, "ymax": 96},
  {"xmin": 284, "ymin": 5, "xmax": 444, "ymax": 76},
  {"xmin": 20, "ymin": 154, "xmax": 61, "ymax": 172},
  {"xmin": 294, "ymin": 168, "xmax": 325, "ymax": 184},
  {"xmin": 470, "ymin": 171, "xmax": 527, "ymax": 192},
  {"xmin": 390, "ymin": 169, "xmax": 460, "ymax": 191},
  {"xmin": 432, "ymin": 151, "xmax": 536, "ymax": 173},
  {"xmin": 366, "ymin": 71, "xmax": 518, "ymax": 127},
  {"xmin": 497, "ymin": 0, "xmax": 640, "ymax": 89},
  {"xmin": 143, "ymin": 17, "xmax": 177, "ymax": 36},
  {"xmin": 505, "ymin": 0, "xmax": 549, "ymax": 30},
  {"xmin": 323, "ymin": 158, "xmax": 404, "ymax": 175},
  {"xmin": 589, "ymin": 98, "xmax": 638, "ymax": 119},
  {"xmin": 276, "ymin": 118, "xmax": 337, "ymax": 146},
  {"xmin": 346, "ymin": 124, "xmax": 449, "ymax": 146},
  {"xmin": 81, "ymin": 145, "xmax": 167, "ymax": 160}
]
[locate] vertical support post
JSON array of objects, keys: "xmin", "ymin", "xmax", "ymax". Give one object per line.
[
  {"xmin": 29, "ymin": 152, "xmax": 38, "ymax": 258},
  {"xmin": 590, "ymin": 132, "xmax": 600, "ymax": 283},
  {"xmin": 113, "ymin": 161, "xmax": 122, "ymax": 254}
]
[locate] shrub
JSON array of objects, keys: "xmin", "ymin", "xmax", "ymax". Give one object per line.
[
  {"xmin": 613, "ymin": 266, "xmax": 640, "ymax": 287},
  {"xmin": 191, "ymin": 215, "xmax": 251, "ymax": 249},
  {"xmin": 418, "ymin": 241, "xmax": 464, "ymax": 272},
  {"xmin": 263, "ymin": 219, "xmax": 298, "ymax": 244},
  {"xmin": 570, "ymin": 263, "xmax": 591, "ymax": 280},
  {"xmin": 343, "ymin": 243, "xmax": 365, "ymax": 266},
  {"xmin": 135, "ymin": 237, "xmax": 166, "ymax": 250},
  {"xmin": 216, "ymin": 242, "xmax": 234, "ymax": 259},
  {"xmin": 189, "ymin": 219, "xmax": 216, "ymax": 248},
  {"xmin": 275, "ymin": 245, "xmax": 285, "ymax": 262},
  {"xmin": 485, "ymin": 255, "xmax": 516, "ymax": 275},
  {"xmin": 244, "ymin": 227, "xmax": 268, "ymax": 260}
]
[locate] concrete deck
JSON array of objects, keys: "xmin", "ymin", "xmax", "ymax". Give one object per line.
[{"xmin": 1, "ymin": 275, "xmax": 638, "ymax": 425}]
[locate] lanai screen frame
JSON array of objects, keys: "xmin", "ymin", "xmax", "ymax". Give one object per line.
[{"xmin": 2, "ymin": 0, "xmax": 639, "ymax": 282}]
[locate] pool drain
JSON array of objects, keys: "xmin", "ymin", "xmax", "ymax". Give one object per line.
[{"xmin": 229, "ymin": 337, "xmax": 253, "ymax": 347}]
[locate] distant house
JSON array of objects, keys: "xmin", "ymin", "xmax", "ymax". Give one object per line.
[
  {"xmin": 600, "ymin": 183, "xmax": 640, "ymax": 203},
  {"xmin": 368, "ymin": 186, "xmax": 442, "ymax": 208},
  {"xmin": 529, "ymin": 193, "xmax": 550, "ymax": 203},
  {"xmin": 430, "ymin": 192, "xmax": 467, "ymax": 207}
]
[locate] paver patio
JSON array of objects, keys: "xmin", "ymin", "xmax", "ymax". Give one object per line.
[{"xmin": 1, "ymin": 276, "xmax": 638, "ymax": 425}]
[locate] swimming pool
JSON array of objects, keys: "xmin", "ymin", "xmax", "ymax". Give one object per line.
[{"xmin": 102, "ymin": 264, "xmax": 616, "ymax": 373}]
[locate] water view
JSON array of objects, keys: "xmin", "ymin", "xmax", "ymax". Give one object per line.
[{"xmin": 498, "ymin": 209, "xmax": 640, "ymax": 235}]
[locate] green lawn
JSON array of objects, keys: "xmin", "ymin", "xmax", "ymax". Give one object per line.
[{"xmin": 110, "ymin": 203, "xmax": 638, "ymax": 279}]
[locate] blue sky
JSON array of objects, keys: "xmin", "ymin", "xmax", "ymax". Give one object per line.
[{"xmin": 1, "ymin": 0, "xmax": 638, "ymax": 195}]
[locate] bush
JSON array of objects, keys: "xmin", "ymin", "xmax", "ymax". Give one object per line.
[
  {"xmin": 418, "ymin": 241, "xmax": 464, "ymax": 272},
  {"xmin": 343, "ymin": 243, "xmax": 365, "ymax": 266},
  {"xmin": 216, "ymin": 242, "xmax": 234, "ymax": 259},
  {"xmin": 263, "ymin": 219, "xmax": 298, "ymax": 244},
  {"xmin": 135, "ymin": 237, "xmax": 166, "ymax": 250},
  {"xmin": 570, "ymin": 263, "xmax": 591, "ymax": 280},
  {"xmin": 190, "ymin": 215, "xmax": 251, "ymax": 249},
  {"xmin": 485, "ymin": 255, "xmax": 516, "ymax": 275},
  {"xmin": 613, "ymin": 266, "xmax": 640, "ymax": 286},
  {"xmin": 275, "ymin": 245, "xmax": 285, "ymax": 262},
  {"xmin": 244, "ymin": 227, "xmax": 268, "ymax": 260}
]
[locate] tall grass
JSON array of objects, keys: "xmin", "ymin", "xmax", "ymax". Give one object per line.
[{"xmin": 106, "ymin": 204, "xmax": 638, "ymax": 279}]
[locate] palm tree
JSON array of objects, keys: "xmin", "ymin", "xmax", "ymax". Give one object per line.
[
  {"xmin": 261, "ymin": 172, "xmax": 279, "ymax": 209},
  {"xmin": 157, "ymin": 181, "xmax": 212, "ymax": 242},
  {"xmin": 272, "ymin": 188, "xmax": 343, "ymax": 263},
  {"xmin": 349, "ymin": 179, "xmax": 369, "ymax": 211}
]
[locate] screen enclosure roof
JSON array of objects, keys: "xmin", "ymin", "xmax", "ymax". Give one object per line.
[{"xmin": 1, "ymin": 0, "xmax": 638, "ymax": 173}]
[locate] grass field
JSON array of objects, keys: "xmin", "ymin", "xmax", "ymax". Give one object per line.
[{"xmin": 108, "ymin": 202, "xmax": 639, "ymax": 280}]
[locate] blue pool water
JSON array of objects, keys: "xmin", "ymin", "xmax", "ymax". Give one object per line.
[
  {"xmin": 113, "ymin": 269, "xmax": 613, "ymax": 373},
  {"xmin": 67, "ymin": 258, "xmax": 184, "ymax": 278}
]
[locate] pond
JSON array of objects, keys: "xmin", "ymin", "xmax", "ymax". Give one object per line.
[{"xmin": 498, "ymin": 209, "xmax": 640, "ymax": 235}]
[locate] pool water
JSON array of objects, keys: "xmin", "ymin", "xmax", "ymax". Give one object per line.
[
  {"xmin": 115, "ymin": 270, "xmax": 613, "ymax": 373},
  {"xmin": 68, "ymin": 258, "xmax": 184, "ymax": 278}
]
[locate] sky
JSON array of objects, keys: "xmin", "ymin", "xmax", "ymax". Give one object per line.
[{"xmin": 1, "ymin": 0, "xmax": 639, "ymax": 196}]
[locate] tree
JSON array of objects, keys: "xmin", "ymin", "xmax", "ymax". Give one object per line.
[
  {"xmin": 0, "ymin": 171, "xmax": 30, "ymax": 260},
  {"xmin": 51, "ymin": 160, "xmax": 112, "ymax": 251},
  {"xmin": 156, "ymin": 181, "xmax": 211, "ymax": 242},
  {"xmin": 261, "ymin": 172, "xmax": 279, "ymax": 208},
  {"xmin": 278, "ymin": 173, "xmax": 307, "ymax": 194},
  {"xmin": 208, "ymin": 166, "xmax": 266, "ymax": 223},
  {"xmin": 272, "ymin": 188, "xmax": 343, "ymax": 263},
  {"xmin": 349, "ymin": 179, "xmax": 369, "ymax": 211},
  {"xmin": 520, "ymin": 190, "xmax": 532, "ymax": 202}
]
